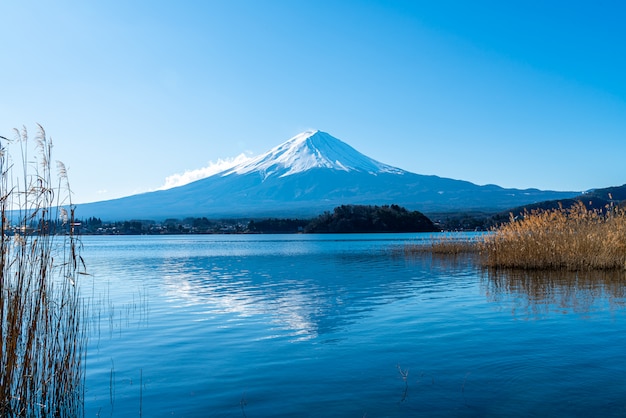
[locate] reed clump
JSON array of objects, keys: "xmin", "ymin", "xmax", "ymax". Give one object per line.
[
  {"xmin": 404, "ymin": 234, "xmax": 481, "ymax": 256},
  {"xmin": 479, "ymin": 201, "xmax": 626, "ymax": 270},
  {"xmin": 0, "ymin": 125, "xmax": 86, "ymax": 416}
]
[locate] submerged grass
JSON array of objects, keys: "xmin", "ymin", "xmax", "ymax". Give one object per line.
[
  {"xmin": 0, "ymin": 125, "xmax": 86, "ymax": 416},
  {"xmin": 408, "ymin": 201, "xmax": 626, "ymax": 271}
]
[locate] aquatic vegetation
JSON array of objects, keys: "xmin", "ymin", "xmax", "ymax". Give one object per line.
[
  {"xmin": 406, "ymin": 202, "xmax": 626, "ymax": 271},
  {"xmin": 480, "ymin": 201, "xmax": 626, "ymax": 270},
  {"xmin": 404, "ymin": 233, "xmax": 481, "ymax": 256},
  {"xmin": 0, "ymin": 125, "xmax": 86, "ymax": 416},
  {"xmin": 397, "ymin": 364, "xmax": 410, "ymax": 402}
]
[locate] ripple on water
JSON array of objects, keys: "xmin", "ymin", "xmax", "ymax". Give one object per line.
[{"xmin": 81, "ymin": 235, "xmax": 626, "ymax": 417}]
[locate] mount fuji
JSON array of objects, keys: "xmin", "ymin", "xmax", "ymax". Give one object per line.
[
  {"xmin": 221, "ymin": 130, "xmax": 405, "ymax": 178},
  {"xmin": 76, "ymin": 130, "xmax": 578, "ymax": 221}
]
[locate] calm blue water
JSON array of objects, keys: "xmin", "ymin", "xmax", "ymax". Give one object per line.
[{"xmin": 81, "ymin": 234, "xmax": 626, "ymax": 417}]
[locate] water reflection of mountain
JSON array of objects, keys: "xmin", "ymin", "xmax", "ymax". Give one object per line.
[
  {"xmin": 157, "ymin": 251, "xmax": 456, "ymax": 342},
  {"xmin": 482, "ymin": 269, "xmax": 626, "ymax": 317}
]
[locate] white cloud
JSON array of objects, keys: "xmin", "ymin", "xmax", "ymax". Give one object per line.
[{"xmin": 159, "ymin": 153, "xmax": 252, "ymax": 190}]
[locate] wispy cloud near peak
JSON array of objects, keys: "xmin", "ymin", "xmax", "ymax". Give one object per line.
[{"xmin": 159, "ymin": 153, "xmax": 252, "ymax": 190}]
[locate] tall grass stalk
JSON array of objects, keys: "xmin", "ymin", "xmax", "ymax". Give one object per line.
[
  {"xmin": 480, "ymin": 202, "xmax": 626, "ymax": 270},
  {"xmin": 404, "ymin": 202, "xmax": 626, "ymax": 271},
  {"xmin": 0, "ymin": 125, "xmax": 86, "ymax": 416}
]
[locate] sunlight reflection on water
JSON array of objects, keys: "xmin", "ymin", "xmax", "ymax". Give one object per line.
[{"xmin": 82, "ymin": 234, "xmax": 626, "ymax": 417}]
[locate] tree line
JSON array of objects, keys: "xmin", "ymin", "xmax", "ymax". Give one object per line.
[{"xmin": 75, "ymin": 204, "xmax": 440, "ymax": 235}]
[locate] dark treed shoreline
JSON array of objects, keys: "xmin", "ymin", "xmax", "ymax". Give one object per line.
[{"xmin": 75, "ymin": 204, "xmax": 440, "ymax": 235}]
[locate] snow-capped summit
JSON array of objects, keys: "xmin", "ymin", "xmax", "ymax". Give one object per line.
[{"xmin": 221, "ymin": 130, "xmax": 405, "ymax": 179}]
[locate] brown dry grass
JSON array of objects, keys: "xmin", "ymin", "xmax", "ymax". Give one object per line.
[
  {"xmin": 480, "ymin": 201, "xmax": 626, "ymax": 270},
  {"xmin": 0, "ymin": 125, "xmax": 86, "ymax": 416},
  {"xmin": 406, "ymin": 201, "xmax": 626, "ymax": 271},
  {"xmin": 404, "ymin": 234, "xmax": 480, "ymax": 256}
]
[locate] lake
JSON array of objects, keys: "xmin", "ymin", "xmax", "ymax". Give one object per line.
[{"xmin": 81, "ymin": 234, "xmax": 626, "ymax": 417}]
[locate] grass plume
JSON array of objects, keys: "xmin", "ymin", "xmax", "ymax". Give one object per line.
[
  {"xmin": 0, "ymin": 125, "xmax": 86, "ymax": 416},
  {"xmin": 480, "ymin": 201, "xmax": 626, "ymax": 270},
  {"xmin": 406, "ymin": 201, "xmax": 626, "ymax": 271}
]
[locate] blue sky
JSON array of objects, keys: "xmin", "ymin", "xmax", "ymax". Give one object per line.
[{"xmin": 2, "ymin": 1, "xmax": 625, "ymax": 204}]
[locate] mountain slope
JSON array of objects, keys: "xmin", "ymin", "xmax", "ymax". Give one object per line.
[{"xmin": 76, "ymin": 130, "xmax": 580, "ymax": 221}]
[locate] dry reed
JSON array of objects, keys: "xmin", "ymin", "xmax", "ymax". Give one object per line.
[
  {"xmin": 479, "ymin": 201, "xmax": 626, "ymax": 270},
  {"xmin": 404, "ymin": 234, "xmax": 481, "ymax": 256},
  {"xmin": 405, "ymin": 202, "xmax": 626, "ymax": 271},
  {"xmin": 0, "ymin": 125, "xmax": 86, "ymax": 416}
]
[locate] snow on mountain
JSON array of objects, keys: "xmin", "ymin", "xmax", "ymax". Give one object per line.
[
  {"xmin": 75, "ymin": 130, "xmax": 580, "ymax": 221},
  {"xmin": 220, "ymin": 130, "xmax": 405, "ymax": 179}
]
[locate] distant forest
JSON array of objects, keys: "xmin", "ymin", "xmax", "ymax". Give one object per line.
[
  {"xmin": 303, "ymin": 204, "xmax": 438, "ymax": 233},
  {"xmin": 76, "ymin": 204, "xmax": 440, "ymax": 235}
]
